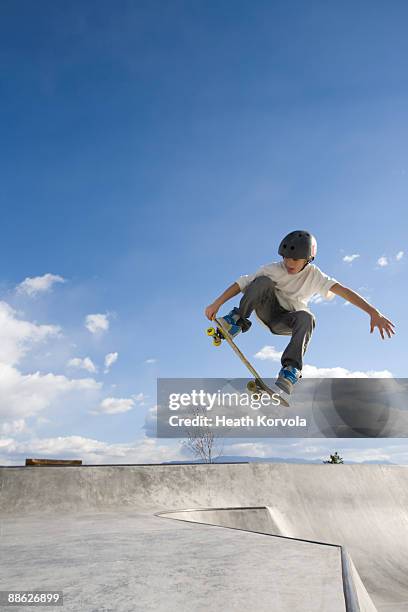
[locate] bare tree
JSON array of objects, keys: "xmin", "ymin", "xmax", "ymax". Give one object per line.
[{"xmin": 180, "ymin": 404, "xmax": 224, "ymax": 463}]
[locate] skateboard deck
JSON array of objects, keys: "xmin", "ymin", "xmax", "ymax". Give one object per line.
[{"xmin": 206, "ymin": 316, "xmax": 289, "ymax": 408}]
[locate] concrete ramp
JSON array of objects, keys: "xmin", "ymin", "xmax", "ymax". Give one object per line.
[
  {"xmin": 1, "ymin": 463, "xmax": 407, "ymax": 610},
  {"xmin": 157, "ymin": 506, "xmax": 377, "ymax": 611}
]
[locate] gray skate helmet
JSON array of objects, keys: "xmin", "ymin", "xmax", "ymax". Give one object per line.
[{"xmin": 278, "ymin": 230, "xmax": 317, "ymax": 264}]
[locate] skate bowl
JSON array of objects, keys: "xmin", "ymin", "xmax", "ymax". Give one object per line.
[
  {"xmin": 157, "ymin": 506, "xmax": 377, "ymax": 611},
  {"xmin": 1, "ymin": 462, "xmax": 407, "ymax": 611}
]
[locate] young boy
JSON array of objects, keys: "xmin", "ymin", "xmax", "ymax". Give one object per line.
[{"xmin": 205, "ymin": 230, "xmax": 395, "ymax": 395}]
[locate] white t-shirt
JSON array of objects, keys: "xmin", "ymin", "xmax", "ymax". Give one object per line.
[{"xmin": 236, "ymin": 261, "xmax": 338, "ymax": 313}]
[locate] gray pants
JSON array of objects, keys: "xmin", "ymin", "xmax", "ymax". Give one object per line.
[{"xmin": 236, "ymin": 276, "xmax": 315, "ymax": 371}]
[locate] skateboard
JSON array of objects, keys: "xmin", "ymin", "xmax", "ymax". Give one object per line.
[{"xmin": 206, "ymin": 316, "xmax": 290, "ymax": 408}]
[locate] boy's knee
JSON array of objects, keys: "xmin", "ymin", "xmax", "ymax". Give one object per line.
[{"xmin": 295, "ymin": 310, "xmax": 315, "ymax": 330}]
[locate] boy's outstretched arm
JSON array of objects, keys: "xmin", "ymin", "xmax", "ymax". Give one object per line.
[
  {"xmin": 330, "ymin": 283, "xmax": 396, "ymax": 340},
  {"xmin": 205, "ymin": 282, "xmax": 241, "ymax": 320}
]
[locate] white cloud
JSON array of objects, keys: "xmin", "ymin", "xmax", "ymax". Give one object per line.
[
  {"xmin": 254, "ymin": 346, "xmax": 282, "ymax": 361},
  {"xmin": 0, "ymin": 301, "xmax": 105, "ymax": 433},
  {"xmin": 93, "ymin": 396, "xmax": 135, "ymax": 415},
  {"xmin": 132, "ymin": 392, "xmax": 148, "ymax": 405},
  {"xmin": 16, "ymin": 273, "xmax": 66, "ymax": 297},
  {"xmin": 396, "ymin": 251, "xmax": 404, "ymax": 261},
  {"xmin": 104, "ymin": 352, "xmax": 118, "ymax": 373},
  {"xmin": 0, "ymin": 362, "xmax": 100, "ymax": 421},
  {"xmin": 0, "ymin": 301, "xmax": 61, "ymax": 366},
  {"xmin": 0, "ymin": 435, "xmax": 182, "ymax": 466},
  {"xmin": 2, "ymin": 432, "xmax": 408, "ymax": 466},
  {"xmin": 145, "ymin": 358, "xmax": 157, "ymax": 364},
  {"xmin": 35, "ymin": 416, "xmax": 52, "ymax": 426},
  {"xmin": 377, "ymin": 256, "xmax": 388, "ymax": 267},
  {"xmin": 343, "ymin": 254, "xmax": 360, "ymax": 264},
  {"xmin": 67, "ymin": 357, "xmax": 98, "ymax": 374},
  {"xmin": 85, "ymin": 313, "xmax": 110, "ymax": 334},
  {"xmin": 253, "ymin": 348, "xmax": 393, "ymax": 378},
  {"xmin": 0, "ymin": 419, "xmax": 28, "ymax": 436},
  {"xmin": 302, "ymin": 364, "xmax": 393, "ymax": 378},
  {"xmin": 219, "ymin": 441, "xmax": 271, "ymax": 457}
]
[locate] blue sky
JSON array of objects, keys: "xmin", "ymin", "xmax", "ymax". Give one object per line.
[{"xmin": 0, "ymin": 0, "xmax": 407, "ymax": 465}]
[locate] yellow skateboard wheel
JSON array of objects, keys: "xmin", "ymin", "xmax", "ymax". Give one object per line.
[
  {"xmin": 213, "ymin": 338, "xmax": 221, "ymax": 347},
  {"xmin": 247, "ymin": 380, "xmax": 259, "ymax": 393},
  {"xmin": 207, "ymin": 327, "xmax": 215, "ymax": 336}
]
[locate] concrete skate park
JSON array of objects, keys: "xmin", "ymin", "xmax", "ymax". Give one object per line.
[{"xmin": 1, "ymin": 462, "xmax": 407, "ymax": 611}]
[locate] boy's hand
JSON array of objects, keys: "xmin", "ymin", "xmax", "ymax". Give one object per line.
[
  {"xmin": 370, "ymin": 312, "xmax": 396, "ymax": 339},
  {"xmin": 205, "ymin": 302, "xmax": 220, "ymax": 320}
]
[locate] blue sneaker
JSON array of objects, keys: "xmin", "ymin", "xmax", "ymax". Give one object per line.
[
  {"xmin": 275, "ymin": 365, "xmax": 302, "ymax": 395},
  {"xmin": 218, "ymin": 307, "xmax": 245, "ymax": 338}
]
